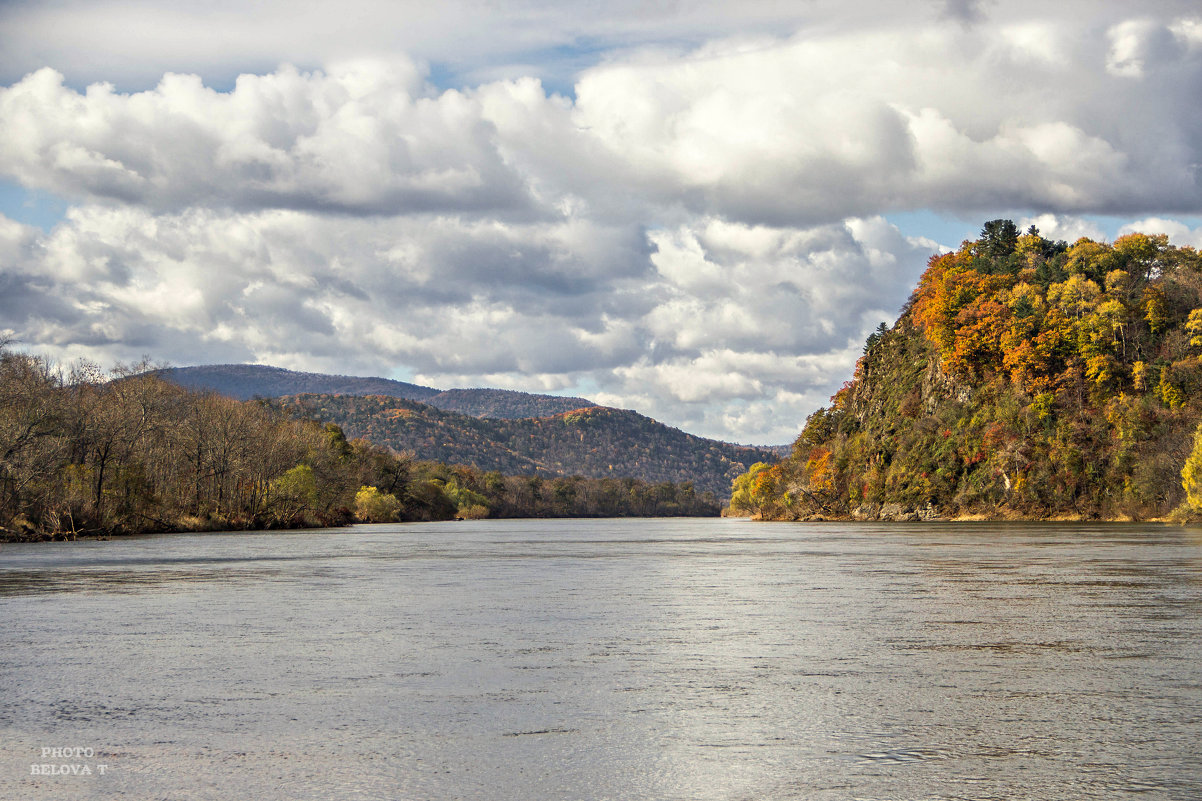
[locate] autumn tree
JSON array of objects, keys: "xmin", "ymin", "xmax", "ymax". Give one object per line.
[
  {"xmin": 1182, "ymin": 424, "xmax": 1202, "ymax": 511},
  {"xmin": 354, "ymin": 485, "xmax": 402, "ymax": 522}
]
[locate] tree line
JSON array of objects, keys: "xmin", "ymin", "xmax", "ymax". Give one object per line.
[{"xmin": 0, "ymin": 345, "xmax": 719, "ymax": 541}]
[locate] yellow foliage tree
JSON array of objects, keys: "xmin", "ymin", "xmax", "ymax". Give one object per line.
[
  {"xmin": 271, "ymin": 464, "xmax": 318, "ymax": 518},
  {"xmin": 1047, "ymin": 274, "xmax": 1101, "ymax": 320},
  {"xmin": 1157, "ymin": 372, "xmax": 1186, "ymax": 409},
  {"xmin": 1181, "ymin": 424, "xmax": 1202, "ymax": 510},
  {"xmin": 1112, "ymin": 232, "xmax": 1169, "ymax": 279},
  {"xmin": 1143, "ymin": 286, "xmax": 1170, "ymax": 335},
  {"xmin": 1186, "ymin": 309, "xmax": 1202, "ymax": 350},
  {"xmin": 354, "ymin": 485, "xmax": 401, "ymax": 522},
  {"xmin": 1065, "ymin": 239, "xmax": 1109, "ymax": 279},
  {"xmin": 730, "ymin": 462, "xmax": 780, "ymax": 517}
]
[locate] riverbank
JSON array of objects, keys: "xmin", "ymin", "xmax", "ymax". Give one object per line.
[
  {"xmin": 729, "ymin": 502, "xmax": 1192, "ymax": 524},
  {"xmin": 0, "ymin": 512, "xmax": 351, "ymax": 543},
  {"xmin": 2, "ymin": 507, "xmax": 727, "ymax": 543}
]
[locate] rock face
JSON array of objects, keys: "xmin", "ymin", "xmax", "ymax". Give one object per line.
[
  {"xmin": 851, "ymin": 502, "xmax": 942, "ymax": 522},
  {"xmin": 851, "ymin": 503, "xmax": 880, "ymax": 521},
  {"xmin": 879, "ymin": 502, "xmax": 918, "ymax": 521},
  {"xmin": 917, "ymin": 505, "xmax": 942, "ymax": 522},
  {"xmin": 921, "ymin": 356, "xmax": 972, "ymax": 414}
]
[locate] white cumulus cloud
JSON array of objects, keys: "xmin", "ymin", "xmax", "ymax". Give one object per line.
[{"xmin": 2, "ymin": 1, "xmax": 1202, "ymax": 444}]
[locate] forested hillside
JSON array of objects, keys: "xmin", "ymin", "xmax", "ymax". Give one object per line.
[
  {"xmin": 0, "ymin": 349, "xmax": 719, "ymax": 541},
  {"xmin": 276, "ymin": 394, "xmax": 775, "ymax": 499},
  {"xmin": 423, "ymin": 387, "xmax": 594, "ymax": 419},
  {"xmin": 162, "ymin": 365, "xmax": 597, "ymax": 419},
  {"xmin": 731, "ymin": 222, "xmax": 1202, "ymax": 521},
  {"xmin": 164, "ymin": 364, "xmax": 441, "ymax": 402}
]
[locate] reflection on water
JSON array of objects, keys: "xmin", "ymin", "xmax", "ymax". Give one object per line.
[{"xmin": 2, "ymin": 519, "xmax": 1200, "ymax": 800}]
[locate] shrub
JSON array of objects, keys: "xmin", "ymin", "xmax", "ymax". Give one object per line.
[{"xmin": 354, "ymin": 485, "xmax": 401, "ymax": 522}]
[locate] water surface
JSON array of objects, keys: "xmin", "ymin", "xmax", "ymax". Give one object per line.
[{"xmin": 2, "ymin": 519, "xmax": 1200, "ymax": 800}]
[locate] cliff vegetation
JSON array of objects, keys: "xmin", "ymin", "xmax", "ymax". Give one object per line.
[{"xmin": 731, "ymin": 221, "xmax": 1202, "ymax": 522}]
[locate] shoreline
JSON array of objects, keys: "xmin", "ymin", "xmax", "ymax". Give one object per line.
[
  {"xmin": 734, "ymin": 511, "xmax": 1185, "ymax": 525},
  {"xmin": 1, "ymin": 511, "xmax": 729, "ymax": 544}
]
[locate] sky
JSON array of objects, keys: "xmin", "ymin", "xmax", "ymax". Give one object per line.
[{"xmin": 1, "ymin": 1, "xmax": 1201, "ymax": 445}]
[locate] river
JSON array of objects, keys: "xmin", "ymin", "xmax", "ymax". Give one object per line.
[{"xmin": 1, "ymin": 518, "xmax": 1200, "ymax": 800}]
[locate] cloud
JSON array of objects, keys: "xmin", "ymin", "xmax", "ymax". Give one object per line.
[
  {"xmin": 570, "ymin": 18, "xmax": 1202, "ymax": 222},
  {"xmin": 1014, "ymin": 213, "xmax": 1202, "ymax": 248},
  {"xmin": 0, "ymin": 0, "xmax": 947, "ymax": 90},
  {"xmin": 643, "ymin": 217, "xmax": 927, "ymax": 357},
  {"xmin": 0, "ymin": 205, "xmax": 937, "ymax": 442},
  {"xmin": 1117, "ymin": 217, "xmax": 1202, "ymax": 248},
  {"xmin": 7, "ymin": 12, "xmax": 1200, "ymax": 226},
  {"xmin": 588, "ymin": 217, "xmax": 935, "ymax": 442},
  {"xmin": 0, "ymin": 62, "xmax": 540, "ymax": 216},
  {"xmin": 1016, "ymin": 213, "xmax": 1108, "ymax": 243},
  {"xmin": 0, "ymin": 204, "xmax": 658, "ymax": 374},
  {"xmin": 3, "ymin": 3, "xmax": 1202, "ymax": 445},
  {"xmin": 1106, "ymin": 19, "xmax": 1186, "ymax": 78},
  {"xmin": 938, "ymin": 0, "xmax": 992, "ymax": 26}
]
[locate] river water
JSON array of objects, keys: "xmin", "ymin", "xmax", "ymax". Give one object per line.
[{"xmin": 1, "ymin": 518, "xmax": 1200, "ymax": 800}]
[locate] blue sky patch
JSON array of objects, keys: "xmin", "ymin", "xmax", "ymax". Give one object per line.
[{"xmin": 0, "ymin": 181, "xmax": 69, "ymax": 231}]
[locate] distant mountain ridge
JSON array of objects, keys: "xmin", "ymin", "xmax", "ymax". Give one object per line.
[
  {"xmin": 419, "ymin": 387, "xmax": 595, "ymax": 419},
  {"xmin": 162, "ymin": 364, "xmax": 594, "ymax": 419},
  {"xmin": 163, "ymin": 364, "xmax": 781, "ymax": 497},
  {"xmin": 276, "ymin": 393, "xmax": 777, "ymax": 499}
]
